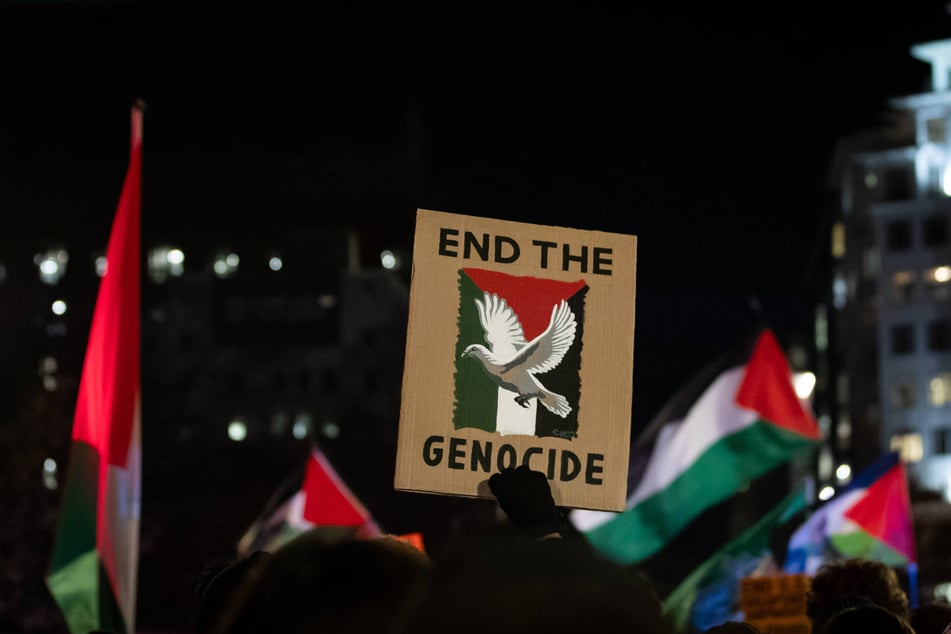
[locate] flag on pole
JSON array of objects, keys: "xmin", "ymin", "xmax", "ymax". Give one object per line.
[
  {"xmin": 46, "ymin": 103, "xmax": 143, "ymax": 634},
  {"xmin": 571, "ymin": 328, "xmax": 820, "ymax": 564},
  {"xmin": 662, "ymin": 488, "xmax": 808, "ymax": 633},
  {"xmin": 238, "ymin": 445, "xmax": 382, "ymax": 555},
  {"xmin": 784, "ymin": 451, "xmax": 917, "ymax": 575}
]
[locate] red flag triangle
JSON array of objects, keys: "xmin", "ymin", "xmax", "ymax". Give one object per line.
[
  {"xmin": 735, "ymin": 329, "xmax": 820, "ymax": 439},
  {"xmin": 301, "ymin": 447, "xmax": 373, "ymax": 527},
  {"xmin": 844, "ymin": 462, "xmax": 917, "ymax": 563}
]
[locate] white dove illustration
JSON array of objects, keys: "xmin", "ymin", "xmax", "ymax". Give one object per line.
[{"xmin": 462, "ymin": 291, "xmax": 577, "ymax": 418}]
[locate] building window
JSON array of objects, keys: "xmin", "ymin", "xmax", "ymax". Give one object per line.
[
  {"xmin": 890, "ymin": 323, "xmax": 915, "ymax": 355},
  {"xmin": 929, "ymin": 319, "xmax": 951, "ymax": 351},
  {"xmin": 927, "ymin": 116, "xmax": 947, "ymax": 143},
  {"xmin": 831, "ymin": 222, "xmax": 846, "ymax": 259},
  {"xmin": 930, "ymin": 372, "xmax": 951, "ymax": 406},
  {"xmin": 862, "ymin": 248, "xmax": 880, "ymax": 279},
  {"xmin": 924, "ymin": 266, "xmax": 951, "ymax": 301},
  {"xmin": 886, "ymin": 219, "xmax": 913, "ymax": 251},
  {"xmin": 883, "ymin": 167, "xmax": 914, "ymax": 201},
  {"xmin": 890, "ymin": 382, "xmax": 916, "ymax": 409},
  {"xmin": 891, "ymin": 271, "xmax": 915, "ymax": 304},
  {"xmin": 936, "ymin": 427, "xmax": 951, "ymax": 455},
  {"xmin": 924, "ymin": 215, "xmax": 949, "ymax": 247},
  {"xmin": 890, "ymin": 432, "xmax": 924, "ymax": 463},
  {"xmin": 836, "ymin": 416, "xmax": 852, "ymax": 450},
  {"xmin": 833, "ymin": 273, "xmax": 848, "ymax": 309}
]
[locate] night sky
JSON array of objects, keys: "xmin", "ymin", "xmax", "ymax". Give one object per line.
[
  {"xmin": 5, "ymin": 2, "xmax": 949, "ymax": 410},
  {"xmin": 4, "ymin": 3, "xmax": 951, "ymax": 628},
  {"xmin": 3, "ymin": 2, "xmax": 951, "ymax": 630}
]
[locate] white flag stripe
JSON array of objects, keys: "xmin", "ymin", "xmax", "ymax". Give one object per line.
[{"xmin": 629, "ymin": 367, "xmax": 756, "ymax": 505}]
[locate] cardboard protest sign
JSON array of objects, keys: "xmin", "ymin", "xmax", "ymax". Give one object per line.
[
  {"xmin": 394, "ymin": 208, "xmax": 637, "ymax": 512},
  {"xmin": 740, "ymin": 574, "xmax": 811, "ymax": 634}
]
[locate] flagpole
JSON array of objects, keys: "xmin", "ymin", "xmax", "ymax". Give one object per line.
[{"xmin": 907, "ymin": 562, "xmax": 919, "ymax": 609}]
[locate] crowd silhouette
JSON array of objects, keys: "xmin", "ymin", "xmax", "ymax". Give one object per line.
[{"xmin": 182, "ymin": 466, "xmax": 949, "ymax": 634}]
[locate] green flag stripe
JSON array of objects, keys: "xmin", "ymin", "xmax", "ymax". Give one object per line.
[
  {"xmin": 47, "ymin": 549, "xmax": 100, "ymax": 634},
  {"xmin": 454, "ymin": 271, "xmax": 499, "ymax": 431},
  {"xmin": 829, "ymin": 531, "xmax": 909, "ymax": 566},
  {"xmin": 586, "ymin": 421, "xmax": 813, "ymax": 563},
  {"xmin": 49, "ymin": 441, "xmax": 100, "ymax": 572}
]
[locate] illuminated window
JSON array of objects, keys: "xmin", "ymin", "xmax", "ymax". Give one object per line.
[
  {"xmin": 890, "ymin": 382, "xmax": 915, "ymax": 409},
  {"xmin": 929, "ymin": 319, "xmax": 951, "ymax": 351},
  {"xmin": 886, "ymin": 220, "xmax": 913, "ymax": 250},
  {"xmin": 925, "ymin": 266, "xmax": 951, "ymax": 301},
  {"xmin": 815, "ymin": 305, "xmax": 829, "ymax": 351},
  {"xmin": 833, "ymin": 273, "xmax": 847, "ymax": 309},
  {"xmin": 923, "ymin": 215, "xmax": 949, "ymax": 247},
  {"xmin": 890, "ymin": 432, "xmax": 924, "ymax": 463},
  {"xmin": 818, "ymin": 446, "xmax": 834, "ymax": 480},
  {"xmin": 891, "ymin": 271, "xmax": 915, "ymax": 303},
  {"xmin": 831, "ymin": 222, "xmax": 846, "ymax": 259},
  {"xmin": 936, "ymin": 427, "xmax": 951, "ymax": 455},
  {"xmin": 929, "ymin": 372, "xmax": 951, "ymax": 406},
  {"xmin": 890, "ymin": 323, "xmax": 915, "ymax": 355}
]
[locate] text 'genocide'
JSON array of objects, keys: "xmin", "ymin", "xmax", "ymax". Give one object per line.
[
  {"xmin": 438, "ymin": 228, "xmax": 613, "ymax": 275},
  {"xmin": 422, "ymin": 435, "xmax": 605, "ymax": 485}
]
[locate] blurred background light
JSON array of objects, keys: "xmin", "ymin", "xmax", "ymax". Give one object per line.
[
  {"xmin": 42, "ymin": 457, "xmax": 58, "ymax": 490},
  {"xmin": 793, "ymin": 371, "xmax": 816, "ymax": 400},
  {"xmin": 380, "ymin": 249, "xmax": 398, "ymax": 270},
  {"xmin": 269, "ymin": 256, "xmax": 283, "ymax": 271},
  {"xmin": 818, "ymin": 485, "xmax": 836, "ymax": 501},
  {"xmin": 214, "ymin": 251, "xmax": 240, "ymax": 278},
  {"xmin": 321, "ymin": 420, "xmax": 340, "ymax": 439},
  {"xmin": 227, "ymin": 420, "xmax": 248, "ymax": 442},
  {"xmin": 95, "ymin": 255, "xmax": 108, "ymax": 277},
  {"xmin": 51, "ymin": 300, "xmax": 67, "ymax": 315},
  {"xmin": 835, "ymin": 463, "xmax": 852, "ymax": 482},
  {"xmin": 36, "ymin": 249, "xmax": 68, "ymax": 285},
  {"xmin": 292, "ymin": 412, "xmax": 312, "ymax": 439}
]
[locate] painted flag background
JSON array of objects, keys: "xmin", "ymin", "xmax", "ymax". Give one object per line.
[
  {"xmin": 571, "ymin": 328, "xmax": 820, "ymax": 564},
  {"xmin": 784, "ymin": 451, "xmax": 917, "ymax": 575},
  {"xmin": 46, "ymin": 104, "xmax": 143, "ymax": 634},
  {"xmin": 453, "ymin": 268, "xmax": 587, "ymax": 439},
  {"xmin": 238, "ymin": 445, "xmax": 382, "ymax": 555}
]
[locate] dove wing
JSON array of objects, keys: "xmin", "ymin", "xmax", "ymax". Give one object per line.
[
  {"xmin": 474, "ymin": 291, "xmax": 526, "ymax": 355},
  {"xmin": 505, "ymin": 300, "xmax": 576, "ymax": 374}
]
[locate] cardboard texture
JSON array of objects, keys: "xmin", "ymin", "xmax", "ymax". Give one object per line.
[{"xmin": 394, "ymin": 209, "xmax": 637, "ymax": 512}]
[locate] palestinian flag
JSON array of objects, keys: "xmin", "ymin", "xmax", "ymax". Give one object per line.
[
  {"xmin": 571, "ymin": 328, "xmax": 820, "ymax": 564},
  {"xmin": 662, "ymin": 488, "xmax": 808, "ymax": 633},
  {"xmin": 47, "ymin": 104, "xmax": 143, "ymax": 634},
  {"xmin": 453, "ymin": 268, "xmax": 587, "ymax": 438},
  {"xmin": 238, "ymin": 446, "xmax": 382, "ymax": 555},
  {"xmin": 784, "ymin": 451, "xmax": 917, "ymax": 574}
]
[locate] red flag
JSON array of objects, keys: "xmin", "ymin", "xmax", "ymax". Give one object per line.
[
  {"xmin": 47, "ymin": 103, "xmax": 143, "ymax": 634},
  {"xmin": 238, "ymin": 445, "xmax": 381, "ymax": 555}
]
